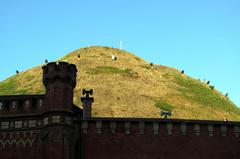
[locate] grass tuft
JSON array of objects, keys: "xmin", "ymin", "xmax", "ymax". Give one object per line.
[
  {"xmin": 89, "ymin": 66, "xmax": 139, "ymax": 78},
  {"xmin": 154, "ymin": 99, "xmax": 174, "ymax": 112}
]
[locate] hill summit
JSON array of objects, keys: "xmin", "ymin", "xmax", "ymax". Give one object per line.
[{"xmin": 0, "ymin": 46, "xmax": 239, "ymax": 120}]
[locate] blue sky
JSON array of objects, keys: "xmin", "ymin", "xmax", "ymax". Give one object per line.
[{"xmin": 0, "ymin": 0, "xmax": 239, "ymax": 106}]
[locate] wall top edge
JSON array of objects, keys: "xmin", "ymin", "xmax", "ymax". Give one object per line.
[
  {"xmin": 0, "ymin": 94, "xmax": 45, "ymax": 100},
  {"xmin": 0, "ymin": 109, "xmax": 76, "ymax": 119},
  {"xmin": 84, "ymin": 117, "xmax": 240, "ymax": 125}
]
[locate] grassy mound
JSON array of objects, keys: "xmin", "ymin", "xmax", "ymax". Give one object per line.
[{"xmin": 0, "ymin": 46, "xmax": 239, "ymax": 121}]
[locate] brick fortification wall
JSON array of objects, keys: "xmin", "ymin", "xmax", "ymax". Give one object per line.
[
  {"xmin": 82, "ymin": 118, "xmax": 240, "ymax": 159},
  {"xmin": 0, "ymin": 62, "xmax": 82, "ymax": 159}
]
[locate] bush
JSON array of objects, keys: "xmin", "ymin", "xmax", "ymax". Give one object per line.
[
  {"xmin": 154, "ymin": 99, "xmax": 173, "ymax": 112},
  {"xmin": 209, "ymin": 85, "xmax": 214, "ymax": 90}
]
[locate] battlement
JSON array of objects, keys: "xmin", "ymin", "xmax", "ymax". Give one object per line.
[
  {"xmin": 82, "ymin": 117, "xmax": 240, "ymax": 138},
  {"xmin": 42, "ymin": 62, "xmax": 77, "ymax": 110},
  {"xmin": 42, "ymin": 62, "xmax": 77, "ymax": 88},
  {"xmin": 82, "ymin": 118, "xmax": 240, "ymax": 159},
  {"xmin": 0, "ymin": 95, "xmax": 45, "ymax": 116}
]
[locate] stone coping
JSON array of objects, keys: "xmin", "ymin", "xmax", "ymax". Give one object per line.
[{"xmin": 84, "ymin": 117, "xmax": 240, "ymax": 125}]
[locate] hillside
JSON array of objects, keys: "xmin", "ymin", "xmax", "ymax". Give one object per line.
[{"xmin": 0, "ymin": 46, "xmax": 240, "ymax": 121}]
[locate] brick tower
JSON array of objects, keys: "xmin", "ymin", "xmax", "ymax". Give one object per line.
[
  {"xmin": 40, "ymin": 62, "xmax": 78, "ymax": 159},
  {"xmin": 42, "ymin": 62, "xmax": 77, "ymax": 110}
]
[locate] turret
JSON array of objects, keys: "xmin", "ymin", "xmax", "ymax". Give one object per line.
[
  {"xmin": 81, "ymin": 89, "xmax": 94, "ymax": 119},
  {"xmin": 42, "ymin": 62, "xmax": 77, "ymax": 111}
]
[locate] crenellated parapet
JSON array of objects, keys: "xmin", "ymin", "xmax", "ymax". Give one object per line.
[
  {"xmin": 82, "ymin": 118, "xmax": 240, "ymax": 159},
  {"xmin": 42, "ymin": 62, "xmax": 77, "ymax": 88},
  {"xmin": 82, "ymin": 118, "xmax": 240, "ymax": 138},
  {"xmin": 0, "ymin": 95, "xmax": 45, "ymax": 116},
  {"xmin": 42, "ymin": 62, "xmax": 77, "ymax": 110}
]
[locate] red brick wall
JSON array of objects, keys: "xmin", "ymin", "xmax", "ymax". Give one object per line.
[
  {"xmin": 0, "ymin": 142, "xmax": 41, "ymax": 159},
  {"xmin": 0, "ymin": 127, "xmax": 76, "ymax": 159},
  {"xmin": 82, "ymin": 120, "xmax": 240, "ymax": 159}
]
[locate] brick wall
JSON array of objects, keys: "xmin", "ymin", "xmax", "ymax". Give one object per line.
[
  {"xmin": 0, "ymin": 106, "xmax": 80, "ymax": 159},
  {"xmin": 82, "ymin": 118, "xmax": 240, "ymax": 159}
]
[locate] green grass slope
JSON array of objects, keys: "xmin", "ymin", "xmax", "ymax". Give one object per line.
[{"xmin": 0, "ymin": 46, "xmax": 239, "ymax": 121}]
